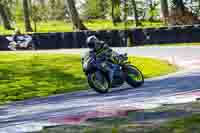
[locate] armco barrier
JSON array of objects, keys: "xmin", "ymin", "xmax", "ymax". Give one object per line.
[
  {"xmin": 95, "ymin": 30, "xmax": 126, "ymax": 47},
  {"xmin": 73, "ymin": 31, "xmax": 90, "ymax": 48},
  {"xmin": 1, "ymin": 25, "xmax": 200, "ymax": 50},
  {"xmin": 32, "ymin": 33, "xmax": 61, "ymax": 49},
  {"xmin": 151, "ymin": 28, "xmax": 169, "ymax": 44},
  {"xmin": 177, "ymin": 26, "xmax": 192, "ymax": 43},
  {"xmin": 130, "ymin": 25, "xmax": 200, "ymax": 45},
  {"xmin": 190, "ymin": 26, "xmax": 200, "ymax": 42},
  {"xmin": 0, "ymin": 36, "xmax": 10, "ymax": 50},
  {"xmin": 60, "ymin": 32, "xmax": 75, "ymax": 48},
  {"xmin": 129, "ymin": 28, "xmax": 146, "ymax": 46}
]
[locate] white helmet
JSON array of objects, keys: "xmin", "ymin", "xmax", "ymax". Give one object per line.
[{"xmin": 86, "ymin": 35, "xmax": 99, "ymax": 49}]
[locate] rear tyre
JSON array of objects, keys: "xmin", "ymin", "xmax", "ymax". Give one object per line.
[
  {"xmin": 87, "ymin": 71, "xmax": 110, "ymax": 93},
  {"xmin": 125, "ymin": 65, "xmax": 144, "ymax": 88}
]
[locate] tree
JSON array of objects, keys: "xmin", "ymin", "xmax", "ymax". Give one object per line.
[
  {"xmin": 111, "ymin": 0, "xmax": 121, "ymax": 25},
  {"xmin": 23, "ymin": 0, "xmax": 33, "ymax": 32},
  {"xmin": 99, "ymin": 0, "xmax": 109, "ymax": 19},
  {"xmin": 83, "ymin": 0, "xmax": 109, "ymax": 19},
  {"xmin": 148, "ymin": 0, "xmax": 159, "ymax": 22},
  {"xmin": 169, "ymin": 0, "xmax": 199, "ymax": 25},
  {"xmin": 31, "ymin": 4, "xmax": 41, "ymax": 32},
  {"xmin": 49, "ymin": 0, "xmax": 57, "ymax": 20},
  {"xmin": 131, "ymin": 0, "xmax": 140, "ymax": 26},
  {"xmin": 171, "ymin": 0, "xmax": 185, "ymax": 13},
  {"xmin": 160, "ymin": 0, "xmax": 169, "ymax": 23},
  {"xmin": 39, "ymin": 0, "xmax": 45, "ymax": 7},
  {"xmin": 0, "ymin": 2, "xmax": 13, "ymax": 30},
  {"xmin": 65, "ymin": 0, "xmax": 87, "ymax": 30},
  {"xmin": 14, "ymin": 0, "xmax": 24, "ymax": 21}
]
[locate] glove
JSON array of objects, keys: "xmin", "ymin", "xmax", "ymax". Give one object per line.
[{"xmin": 119, "ymin": 54, "xmax": 128, "ymax": 60}]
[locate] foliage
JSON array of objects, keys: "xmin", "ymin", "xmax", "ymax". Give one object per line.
[
  {"xmin": 112, "ymin": 4, "xmax": 121, "ymax": 20},
  {"xmin": 171, "ymin": 0, "xmax": 185, "ymax": 9},
  {"xmin": 47, "ymin": 0, "xmax": 67, "ymax": 20},
  {"xmin": 82, "ymin": 0, "xmax": 109, "ymax": 19},
  {"xmin": 186, "ymin": 0, "xmax": 200, "ymax": 15},
  {"xmin": 1, "ymin": 0, "xmax": 200, "ymax": 29},
  {"xmin": 135, "ymin": 1, "xmax": 147, "ymax": 20},
  {"xmin": 14, "ymin": 2, "xmax": 24, "ymax": 22},
  {"xmin": 0, "ymin": 1, "xmax": 13, "ymax": 29},
  {"xmin": 110, "ymin": 0, "xmax": 121, "ymax": 23},
  {"xmin": 148, "ymin": 0, "xmax": 160, "ymax": 21},
  {"xmin": 0, "ymin": 53, "xmax": 177, "ymax": 104},
  {"xmin": 31, "ymin": 5, "xmax": 42, "ymax": 23},
  {"xmin": 0, "ymin": 0, "xmax": 13, "ymax": 20}
]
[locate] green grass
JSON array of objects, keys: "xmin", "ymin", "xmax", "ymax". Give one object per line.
[
  {"xmin": 148, "ymin": 114, "xmax": 200, "ymax": 133},
  {"xmin": 84, "ymin": 19, "xmax": 163, "ymax": 30},
  {"xmin": 0, "ymin": 53, "xmax": 177, "ymax": 104},
  {"xmin": 145, "ymin": 42, "xmax": 200, "ymax": 46},
  {"xmin": 128, "ymin": 57, "xmax": 177, "ymax": 78},
  {"xmin": 0, "ymin": 20, "xmax": 163, "ymax": 35}
]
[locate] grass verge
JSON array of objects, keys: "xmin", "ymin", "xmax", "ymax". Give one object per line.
[
  {"xmin": 148, "ymin": 114, "xmax": 200, "ymax": 133},
  {"xmin": 0, "ymin": 53, "xmax": 177, "ymax": 104},
  {"xmin": 37, "ymin": 102, "xmax": 200, "ymax": 133},
  {"xmin": 0, "ymin": 20, "xmax": 163, "ymax": 35},
  {"xmin": 37, "ymin": 113, "xmax": 200, "ymax": 133},
  {"xmin": 145, "ymin": 42, "xmax": 200, "ymax": 46}
]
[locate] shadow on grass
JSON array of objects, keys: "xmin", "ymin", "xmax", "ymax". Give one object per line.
[{"xmin": 0, "ymin": 59, "xmax": 88, "ymax": 104}]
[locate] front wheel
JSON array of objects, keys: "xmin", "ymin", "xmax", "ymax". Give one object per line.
[
  {"xmin": 125, "ymin": 65, "xmax": 144, "ymax": 88},
  {"xmin": 8, "ymin": 42, "xmax": 17, "ymax": 51},
  {"xmin": 27, "ymin": 43, "xmax": 36, "ymax": 50},
  {"xmin": 87, "ymin": 71, "xmax": 110, "ymax": 93}
]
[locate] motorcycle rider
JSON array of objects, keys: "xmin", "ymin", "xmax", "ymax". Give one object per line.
[
  {"xmin": 9, "ymin": 29, "xmax": 32, "ymax": 50},
  {"xmin": 7, "ymin": 29, "xmax": 20, "ymax": 50},
  {"xmin": 13, "ymin": 29, "xmax": 22, "ymax": 42},
  {"xmin": 82, "ymin": 35, "xmax": 127, "ymax": 82}
]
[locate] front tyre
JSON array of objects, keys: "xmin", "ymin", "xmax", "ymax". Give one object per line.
[
  {"xmin": 27, "ymin": 43, "xmax": 36, "ymax": 50},
  {"xmin": 125, "ymin": 65, "xmax": 144, "ymax": 88},
  {"xmin": 87, "ymin": 71, "xmax": 110, "ymax": 93},
  {"xmin": 8, "ymin": 42, "xmax": 17, "ymax": 51}
]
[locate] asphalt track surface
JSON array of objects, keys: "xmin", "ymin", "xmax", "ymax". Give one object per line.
[{"xmin": 0, "ymin": 46, "xmax": 200, "ymax": 133}]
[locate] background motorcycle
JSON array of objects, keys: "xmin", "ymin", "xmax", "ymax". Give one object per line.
[
  {"xmin": 6, "ymin": 35, "xmax": 35, "ymax": 51},
  {"xmin": 83, "ymin": 53, "xmax": 144, "ymax": 93}
]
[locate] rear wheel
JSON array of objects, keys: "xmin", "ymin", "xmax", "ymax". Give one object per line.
[
  {"xmin": 88, "ymin": 71, "xmax": 110, "ymax": 93},
  {"xmin": 125, "ymin": 65, "xmax": 144, "ymax": 88}
]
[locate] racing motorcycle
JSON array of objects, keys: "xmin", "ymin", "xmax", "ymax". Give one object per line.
[
  {"xmin": 83, "ymin": 52, "xmax": 144, "ymax": 93},
  {"xmin": 6, "ymin": 35, "xmax": 35, "ymax": 51}
]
